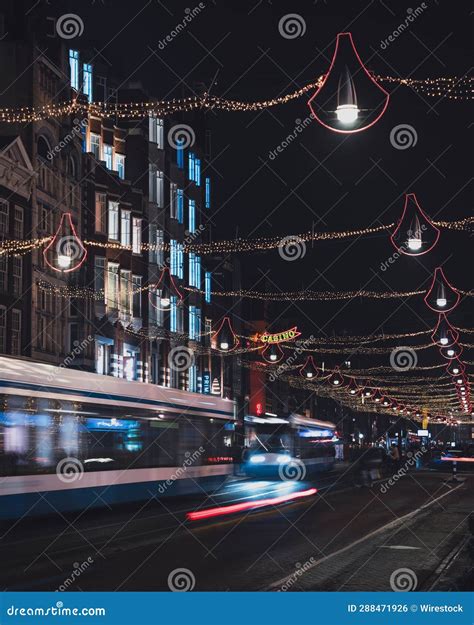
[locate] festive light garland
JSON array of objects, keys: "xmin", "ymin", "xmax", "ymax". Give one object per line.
[
  {"xmin": 199, "ymin": 287, "xmax": 427, "ymax": 301},
  {"xmin": 0, "ymin": 237, "xmax": 51, "ymax": 256},
  {"xmin": 1, "ymin": 75, "xmax": 472, "ymax": 123}
]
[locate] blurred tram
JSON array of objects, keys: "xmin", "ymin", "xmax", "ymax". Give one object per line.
[
  {"xmin": 0, "ymin": 355, "xmax": 236, "ymax": 520},
  {"xmin": 243, "ymin": 414, "xmax": 338, "ymax": 477}
]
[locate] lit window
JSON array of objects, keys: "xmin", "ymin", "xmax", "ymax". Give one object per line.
[
  {"xmin": 177, "ymin": 189, "xmax": 184, "ymax": 223},
  {"xmin": 95, "ymin": 192, "xmax": 106, "ymax": 234},
  {"xmin": 103, "ymin": 144, "xmax": 113, "ymax": 170},
  {"xmin": 13, "ymin": 207, "xmax": 23, "ymax": 239},
  {"xmin": 120, "ymin": 270, "xmax": 131, "ymax": 315},
  {"xmin": 188, "ymin": 199, "xmax": 196, "ymax": 233},
  {"xmin": 188, "ymin": 365, "xmax": 197, "ymax": 392},
  {"xmin": 108, "ymin": 201, "xmax": 119, "ymax": 240},
  {"xmin": 205, "ymin": 271, "xmax": 211, "ymax": 303},
  {"xmin": 188, "ymin": 253, "xmax": 201, "ymax": 288},
  {"xmin": 106, "ymin": 262, "xmax": 119, "ymax": 310},
  {"xmin": 132, "ymin": 217, "xmax": 142, "ymax": 254},
  {"xmin": 120, "ymin": 210, "xmax": 131, "ymax": 247},
  {"xmin": 132, "ymin": 275, "xmax": 142, "ymax": 318},
  {"xmin": 156, "ymin": 170, "xmax": 164, "ymax": 207},
  {"xmin": 83, "ymin": 63, "xmax": 93, "ymax": 102},
  {"xmin": 90, "ymin": 133, "xmax": 101, "ymax": 159},
  {"xmin": 195, "ymin": 158, "xmax": 201, "ymax": 186},
  {"xmin": 177, "ymin": 139, "xmax": 184, "ymax": 168},
  {"xmin": 188, "ymin": 152, "xmax": 195, "ymax": 181},
  {"xmin": 170, "ymin": 239, "xmax": 178, "ymax": 276},
  {"xmin": 170, "ymin": 295, "xmax": 178, "ymax": 332},
  {"xmin": 69, "ymin": 49, "xmax": 79, "ymax": 90},
  {"xmin": 177, "ymin": 243, "xmax": 184, "ymax": 279},
  {"xmin": 156, "ymin": 229, "xmax": 164, "ymax": 267},
  {"xmin": 189, "ymin": 306, "xmax": 201, "ymax": 340},
  {"xmin": 170, "ymin": 183, "xmax": 178, "ymax": 219},
  {"xmin": 116, "ymin": 153, "xmax": 125, "ymax": 179},
  {"xmin": 149, "ymin": 116, "xmax": 164, "ymax": 148},
  {"xmin": 205, "ymin": 177, "xmax": 211, "ymax": 208}
]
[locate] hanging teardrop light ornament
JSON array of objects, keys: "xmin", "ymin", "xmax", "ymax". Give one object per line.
[
  {"xmin": 212, "ymin": 317, "xmax": 239, "ymax": 352},
  {"xmin": 446, "ymin": 358, "xmax": 465, "ymax": 376},
  {"xmin": 299, "ymin": 356, "xmax": 319, "ymax": 379},
  {"xmin": 307, "ymin": 32, "xmax": 389, "ymax": 133},
  {"xmin": 327, "ymin": 367, "xmax": 345, "ymax": 387},
  {"xmin": 431, "ymin": 314, "xmax": 459, "ymax": 347},
  {"xmin": 346, "ymin": 377, "xmax": 360, "ymax": 396},
  {"xmin": 390, "ymin": 194, "xmax": 440, "ymax": 256},
  {"xmin": 43, "ymin": 212, "xmax": 87, "ymax": 273},
  {"xmin": 381, "ymin": 396, "xmax": 392, "ymax": 408},
  {"xmin": 372, "ymin": 389, "xmax": 383, "ymax": 404},
  {"xmin": 439, "ymin": 343, "xmax": 463, "ymax": 360},
  {"xmin": 262, "ymin": 342, "xmax": 284, "ymax": 364},
  {"xmin": 148, "ymin": 266, "xmax": 184, "ymax": 311},
  {"xmin": 424, "ymin": 267, "xmax": 460, "ymax": 313}
]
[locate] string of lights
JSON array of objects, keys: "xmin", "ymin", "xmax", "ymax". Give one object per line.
[
  {"xmin": 200, "ymin": 287, "xmax": 428, "ymax": 301},
  {"xmin": 1, "ymin": 75, "xmax": 472, "ymax": 123}
]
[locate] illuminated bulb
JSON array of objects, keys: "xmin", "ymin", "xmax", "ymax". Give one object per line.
[
  {"xmin": 375, "ymin": 396, "xmax": 381, "ymax": 402},
  {"xmin": 364, "ymin": 390, "xmax": 371, "ymax": 397},
  {"xmin": 456, "ymin": 378, "xmax": 463, "ymax": 384},
  {"xmin": 220, "ymin": 341, "xmax": 229, "ymax": 351},
  {"xmin": 269, "ymin": 354, "xmax": 278, "ymax": 362},
  {"xmin": 306, "ymin": 372, "xmax": 313, "ymax": 378},
  {"xmin": 440, "ymin": 337, "xmax": 448, "ymax": 345},
  {"xmin": 57, "ymin": 254, "xmax": 72, "ymax": 269},
  {"xmin": 407, "ymin": 236, "xmax": 422, "ymax": 251},
  {"xmin": 452, "ymin": 367, "xmax": 459, "ymax": 374},
  {"xmin": 460, "ymin": 386, "xmax": 465, "ymax": 391},
  {"xmin": 350, "ymin": 389, "xmax": 356, "ymax": 395},
  {"xmin": 160, "ymin": 297, "xmax": 170, "ymax": 309},
  {"xmin": 335, "ymin": 103, "xmax": 359, "ymax": 124},
  {"xmin": 333, "ymin": 379, "xmax": 340, "ymax": 385},
  {"xmin": 446, "ymin": 349, "xmax": 455, "ymax": 357},
  {"xmin": 383, "ymin": 400, "xmax": 389, "ymax": 406},
  {"xmin": 436, "ymin": 297, "xmax": 447, "ymax": 308}
]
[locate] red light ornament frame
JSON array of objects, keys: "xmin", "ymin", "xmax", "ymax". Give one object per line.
[
  {"xmin": 42, "ymin": 212, "xmax": 87, "ymax": 273},
  {"xmin": 431, "ymin": 313, "xmax": 459, "ymax": 348},
  {"xmin": 212, "ymin": 316, "xmax": 240, "ymax": 352},
  {"xmin": 390, "ymin": 193, "xmax": 440, "ymax": 257},
  {"xmin": 424, "ymin": 267, "xmax": 460, "ymax": 314},
  {"xmin": 307, "ymin": 32, "xmax": 390, "ymax": 134}
]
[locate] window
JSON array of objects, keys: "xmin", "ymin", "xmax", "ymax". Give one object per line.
[
  {"xmin": 0, "ymin": 306, "xmax": 5, "ymax": 353},
  {"xmin": 148, "ymin": 166, "xmax": 164, "ymax": 205},
  {"xmin": 116, "ymin": 153, "xmax": 125, "ymax": 179},
  {"xmin": 188, "ymin": 199, "xmax": 196, "ymax": 233},
  {"xmin": 205, "ymin": 177, "xmax": 211, "ymax": 208},
  {"xmin": 94, "ymin": 256, "xmax": 105, "ymax": 299},
  {"xmin": 189, "ymin": 306, "xmax": 201, "ymax": 340},
  {"xmin": 83, "ymin": 63, "xmax": 93, "ymax": 102},
  {"xmin": 188, "ymin": 152, "xmax": 196, "ymax": 181},
  {"xmin": 188, "ymin": 365, "xmax": 197, "ymax": 393},
  {"xmin": 120, "ymin": 270, "xmax": 132, "ymax": 315},
  {"xmin": 0, "ymin": 256, "xmax": 7, "ymax": 292},
  {"xmin": 132, "ymin": 275, "xmax": 142, "ymax": 318},
  {"xmin": 0, "ymin": 199, "xmax": 8, "ymax": 238},
  {"xmin": 69, "ymin": 49, "xmax": 79, "ymax": 90},
  {"xmin": 177, "ymin": 139, "xmax": 184, "ymax": 168},
  {"xmin": 90, "ymin": 133, "xmax": 101, "ymax": 159},
  {"xmin": 108, "ymin": 201, "xmax": 119, "ymax": 240},
  {"xmin": 156, "ymin": 170, "xmax": 164, "ymax": 207},
  {"xmin": 149, "ymin": 116, "xmax": 164, "ymax": 148},
  {"xmin": 177, "ymin": 189, "xmax": 184, "ymax": 223},
  {"xmin": 170, "ymin": 239, "xmax": 178, "ymax": 276},
  {"xmin": 106, "ymin": 262, "xmax": 119, "ymax": 310},
  {"xmin": 103, "ymin": 144, "xmax": 113, "ymax": 170},
  {"xmin": 156, "ymin": 228, "xmax": 164, "ymax": 267},
  {"xmin": 205, "ymin": 271, "xmax": 211, "ymax": 303},
  {"xmin": 177, "ymin": 243, "xmax": 184, "ymax": 279},
  {"xmin": 13, "ymin": 207, "xmax": 23, "ymax": 239},
  {"xmin": 195, "ymin": 158, "xmax": 201, "ymax": 186},
  {"xmin": 132, "ymin": 217, "xmax": 142, "ymax": 254},
  {"xmin": 11, "ymin": 309, "xmax": 21, "ymax": 355},
  {"xmin": 96, "ymin": 341, "xmax": 112, "ymax": 375},
  {"xmin": 95, "ymin": 192, "xmax": 106, "ymax": 234},
  {"xmin": 170, "ymin": 183, "xmax": 177, "ymax": 219},
  {"xmin": 12, "ymin": 256, "xmax": 22, "ymax": 295},
  {"xmin": 170, "ymin": 295, "xmax": 178, "ymax": 333},
  {"xmin": 188, "ymin": 252, "xmax": 201, "ymax": 288},
  {"xmin": 120, "ymin": 210, "xmax": 131, "ymax": 246}
]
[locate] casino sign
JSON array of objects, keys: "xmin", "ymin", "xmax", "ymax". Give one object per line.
[{"xmin": 256, "ymin": 326, "xmax": 301, "ymax": 344}]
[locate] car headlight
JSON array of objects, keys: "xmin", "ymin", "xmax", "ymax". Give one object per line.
[
  {"xmin": 249, "ymin": 454, "xmax": 266, "ymax": 464},
  {"xmin": 276, "ymin": 455, "xmax": 290, "ymax": 463}
]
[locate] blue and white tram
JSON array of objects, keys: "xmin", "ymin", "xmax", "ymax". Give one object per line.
[
  {"xmin": 0, "ymin": 356, "xmax": 236, "ymax": 520},
  {"xmin": 243, "ymin": 413, "xmax": 338, "ymax": 477}
]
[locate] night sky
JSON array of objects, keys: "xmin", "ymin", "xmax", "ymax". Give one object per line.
[{"xmin": 34, "ymin": 0, "xmax": 473, "ymax": 360}]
